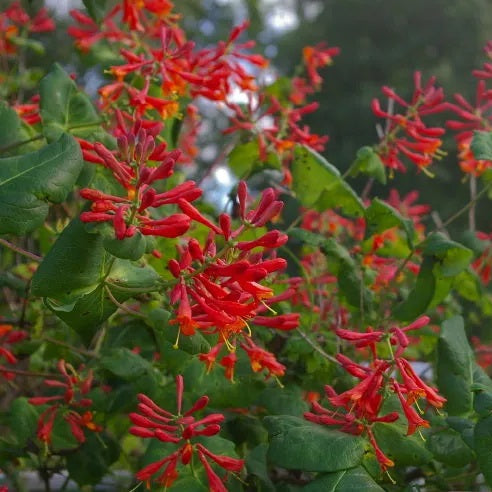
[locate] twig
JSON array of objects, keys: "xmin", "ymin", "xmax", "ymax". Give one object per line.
[
  {"xmin": 430, "ymin": 211, "xmax": 449, "ymax": 237},
  {"xmin": 104, "ymin": 285, "xmax": 147, "ymax": 319},
  {"xmin": 469, "ymin": 175, "xmax": 477, "ymax": 233},
  {"xmin": 441, "ymin": 181, "xmax": 492, "ymax": 229},
  {"xmin": 42, "ymin": 336, "xmax": 98, "ymax": 358},
  {"xmin": 0, "ymin": 238, "xmax": 42, "ymax": 262},
  {"xmin": 296, "ymin": 328, "xmax": 339, "ymax": 366},
  {"xmin": 0, "ymin": 366, "xmax": 62, "ymax": 378}
]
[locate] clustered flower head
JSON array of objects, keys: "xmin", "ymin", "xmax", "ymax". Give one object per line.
[
  {"xmin": 130, "ymin": 375, "xmax": 244, "ymax": 490},
  {"xmin": 372, "ymin": 71, "xmax": 447, "ymax": 174},
  {"xmin": 304, "ymin": 316, "xmax": 446, "ymax": 474},
  {"xmin": 166, "ymin": 181, "xmax": 299, "ymax": 380},
  {"xmin": 66, "ymin": 0, "xmax": 337, "ymax": 182},
  {"xmin": 79, "ymin": 117, "xmax": 202, "ymax": 240},
  {"xmin": 446, "ymin": 79, "xmax": 492, "ymax": 176},
  {"xmin": 0, "ymin": 1, "xmax": 54, "ymax": 56},
  {"xmin": 29, "ymin": 360, "xmax": 102, "ymax": 445}
]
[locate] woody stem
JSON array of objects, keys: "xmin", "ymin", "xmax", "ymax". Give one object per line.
[
  {"xmin": 0, "ymin": 238, "xmax": 42, "ymax": 262},
  {"xmin": 105, "ymin": 285, "xmax": 147, "ymax": 319},
  {"xmin": 469, "ymin": 174, "xmax": 477, "ymax": 233},
  {"xmin": 42, "ymin": 336, "xmax": 99, "ymax": 358},
  {"xmin": 0, "ymin": 367, "xmax": 63, "ymax": 378}
]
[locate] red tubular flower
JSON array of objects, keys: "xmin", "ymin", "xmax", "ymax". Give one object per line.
[
  {"xmin": 240, "ymin": 338, "xmax": 286, "ymax": 378},
  {"xmin": 197, "ymin": 450, "xmax": 228, "ymax": 492},
  {"xmin": 335, "ymin": 328, "xmax": 384, "ymax": 347},
  {"xmin": 393, "ymin": 383, "xmax": 430, "ymax": 436},
  {"xmin": 0, "ymin": 324, "xmax": 27, "ymax": 379},
  {"xmin": 236, "ymin": 230, "xmax": 288, "ymax": 251},
  {"xmin": 220, "ymin": 352, "xmax": 238, "ymax": 381},
  {"xmin": 367, "ymin": 427, "xmax": 395, "ymax": 472},
  {"xmin": 131, "ymin": 376, "xmax": 244, "ymax": 488},
  {"xmin": 252, "ymin": 314, "xmax": 299, "ymax": 330},
  {"xmin": 302, "ymin": 43, "xmax": 340, "ymax": 87},
  {"xmin": 199, "ymin": 343, "xmax": 224, "ymax": 373},
  {"xmin": 396, "ymin": 358, "xmax": 446, "ymax": 408},
  {"xmin": 29, "ymin": 361, "xmax": 100, "ymax": 444},
  {"xmin": 79, "ymin": 122, "xmax": 201, "ymax": 242},
  {"xmin": 329, "ymin": 360, "xmax": 390, "ymax": 416},
  {"xmin": 372, "ymin": 72, "xmax": 446, "ymax": 174}
]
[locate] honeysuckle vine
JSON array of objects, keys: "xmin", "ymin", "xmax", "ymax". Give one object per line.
[{"xmin": 2, "ymin": 0, "xmax": 492, "ymax": 491}]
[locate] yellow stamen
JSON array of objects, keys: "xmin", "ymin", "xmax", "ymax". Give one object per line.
[
  {"xmin": 173, "ymin": 328, "xmax": 181, "ymax": 350},
  {"xmin": 261, "ymin": 300, "xmax": 277, "ymax": 314},
  {"xmin": 385, "ymin": 470, "xmax": 397, "ymax": 485}
]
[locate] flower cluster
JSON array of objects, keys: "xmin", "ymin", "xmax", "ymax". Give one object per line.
[
  {"xmin": 446, "ymin": 80, "xmax": 492, "ymax": 176},
  {"xmin": 67, "ymin": 2, "xmax": 337, "ymax": 177},
  {"xmin": 29, "ymin": 360, "xmax": 102, "ymax": 445},
  {"xmin": 79, "ymin": 118, "xmax": 201, "ymax": 240},
  {"xmin": 0, "ymin": 1, "xmax": 54, "ymax": 56},
  {"xmin": 0, "ymin": 324, "xmax": 27, "ymax": 379},
  {"xmin": 372, "ymin": 72, "xmax": 447, "ymax": 174},
  {"xmin": 130, "ymin": 375, "xmax": 244, "ymax": 490},
  {"xmin": 304, "ymin": 316, "xmax": 446, "ymax": 473},
  {"xmin": 167, "ymin": 181, "xmax": 299, "ymax": 379}
]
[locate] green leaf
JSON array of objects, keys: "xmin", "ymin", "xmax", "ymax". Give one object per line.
[
  {"xmin": 474, "ymin": 415, "xmax": 492, "ymax": 487},
  {"xmin": 302, "ymin": 467, "xmax": 384, "ymax": 492},
  {"xmin": 453, "ymin": 269, "xmax": 482, "ymax": 302},
  {"xmin": 394, "ymin": 235, "xmax": 472, "ymax": 321},
  {"xmin": 82, "ymin": 0, "xmax": 107, "ymax": 22},
  {"xmin": 349, "ymin": 146, "xmax": 386, "ymax": 184},
  {"xmin": 393, "ymin": 257, "xmax": 435, "ymax": 321},
  {"xmin": 0, "ymin": 101, "xmax": 33, "ymax": 155},
  {"xmin": 101, "ymin": 347, "xmax": 154, "ymax": 380},
  {"xmin": 66, "ymin": 432, "xmax": 120, "ymax": 486},
  {"xmin": 427, "ymin": 428, "xmax": 475, "ymax": 467},
  {"xmin": 228, "ymin": 141, "xmax": 281, "ymax": 178},
  {"xmin": 472, "ymin": 364, "xmax": 492, "ymax": 416},
  {"xmin": 471, "ymin": 130, "xmax": 492, "ymax": 160},
  {"xmin": 420, "ymin": 233, "xmax": 473, "ymax": 277},
  {"xmin": 32, "ymin": 218, "xmax": 108, "ymax": 300},
  {"xmin": 437, "ymin": 316, "xmax": 474, "ymax": 416},
  {"xmin": 0, "ymin": 134, "xmax": 83, "ymax": 235},
  {"xmin": 288, "ymin": 228, "xmax": 372, "ymax": 308},
  {"xmin": 365, "ymin": 198, "xmax": 414, "ymax": 249},
  {"xmin": 39, "ymin": 64, "xmax": 110, "ymax": 143},
  {"xmin": 246, "ymin": 444, "xmax": 275, "ymax": 491},
  {"xmin": 373, "ymin": 422, "xmax": 432, "ymax": 466},
  {"xmin": 103, "ymin": 230, "xmax": 147, "ymax": 261},
  {"xmin": 8, "ymin": 398, "xmax": 39, "ymax": 445},
  {"xmin": 264, "ymin": 416, "xmax": 365, "ymax": 472},
  {"xmin": 32, "ymin": 218, "xmax": 161, "ymax": 342},
  {"xmin": 292, "ymin": 145, "xmax": 364, "ymax": 217},
  {"xmin": 256, "ymin": 386, "xmax": 309, "ymax": 416},
  {"xmin": 446, "ymin": 416, "xmax": 475, "ymax": 449}
]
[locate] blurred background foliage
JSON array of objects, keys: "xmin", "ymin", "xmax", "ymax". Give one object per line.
[{"xmin": 3, "ymin": 0, "xmax": 492, "ymax": 231}]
